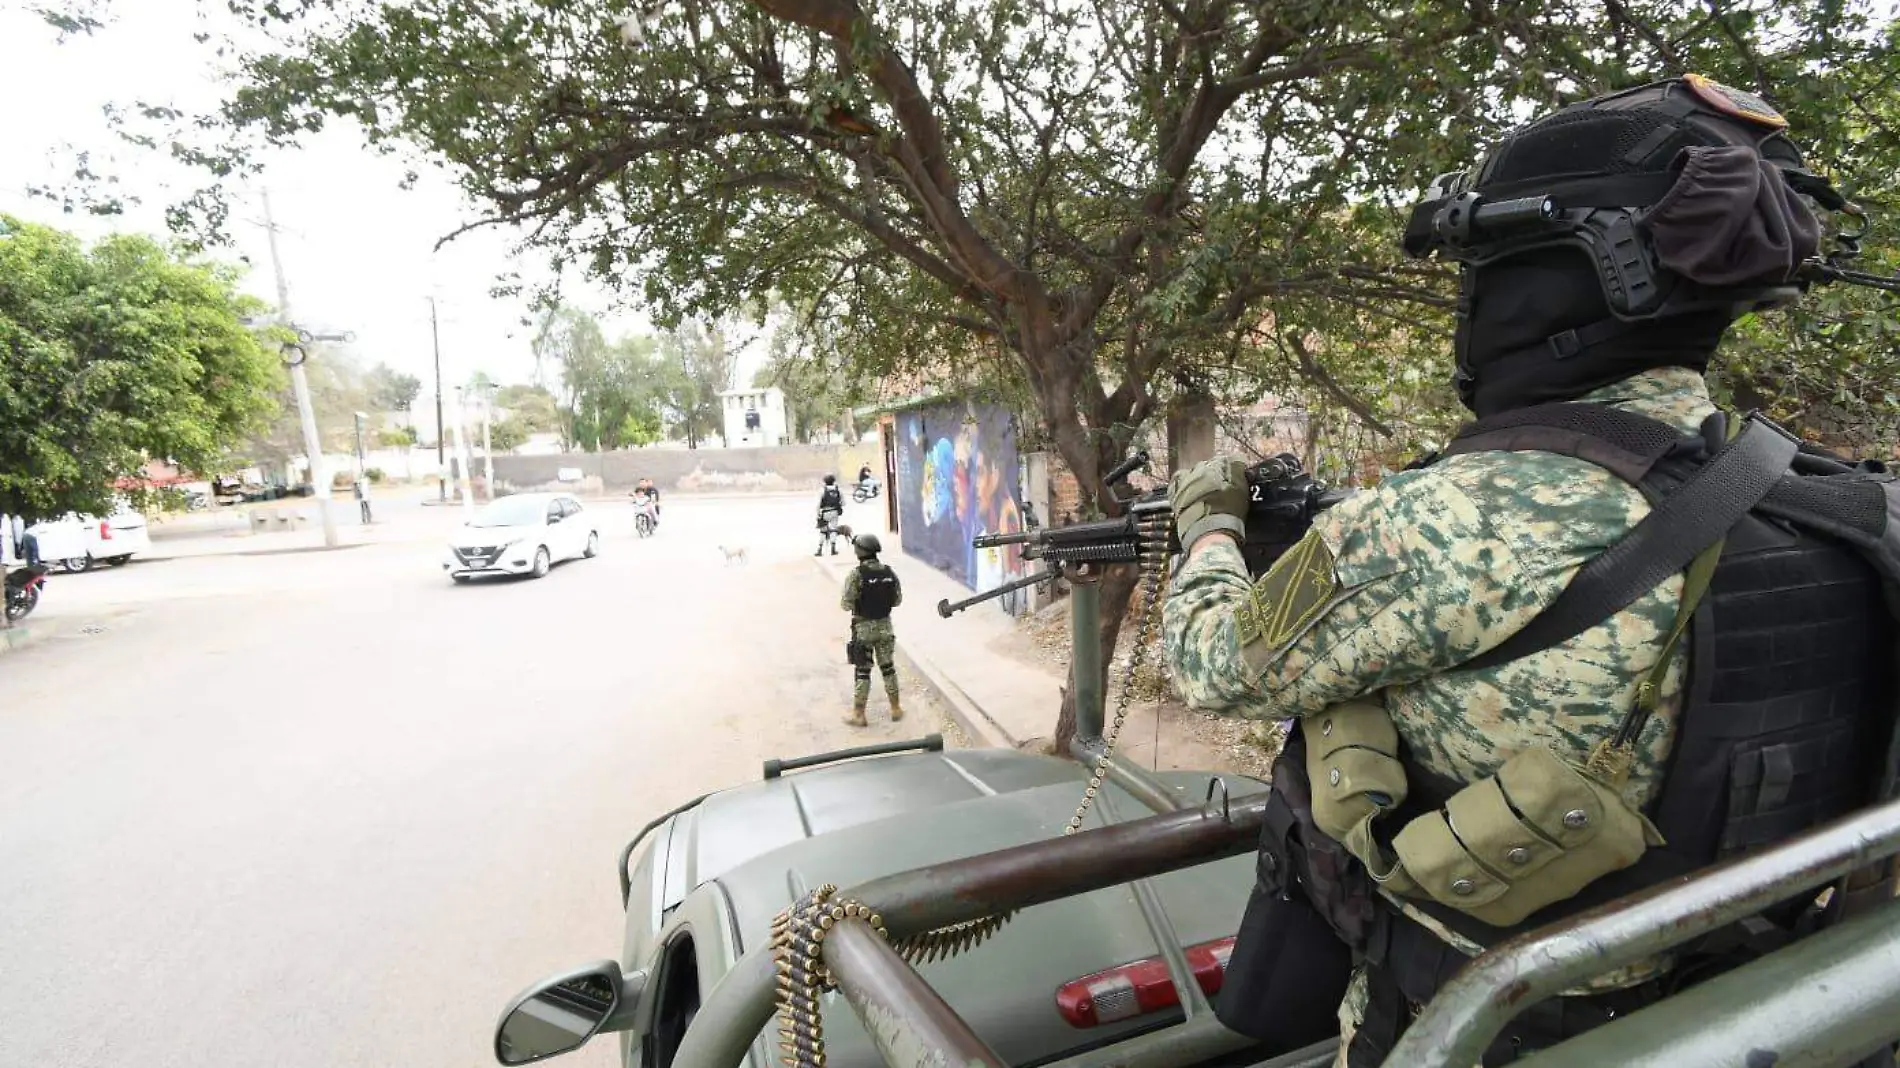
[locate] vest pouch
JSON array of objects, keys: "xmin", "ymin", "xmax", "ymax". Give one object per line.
[
  {"xmin": 1389, "ymin": 746, "xmax": 1664, "ymax": 927},
  {"xmin": 1306, "ymin": 699, "xmax": 1409, "ymax": 846}
]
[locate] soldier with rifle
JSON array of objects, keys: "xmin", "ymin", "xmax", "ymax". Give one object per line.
[
  {"xmin": 841, "ymin": 533, "xmax": 904, "ymax": 727},
  {"xmin": 1157, "ymin": 76, "xmax": 1900, "ymax": 1066}
]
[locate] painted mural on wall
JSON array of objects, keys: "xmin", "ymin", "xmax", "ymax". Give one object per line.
[{"xmin": 894, "ymin": 400, "xmax": 1027, "ymax": 594}]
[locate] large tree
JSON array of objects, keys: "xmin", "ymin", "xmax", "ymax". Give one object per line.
[
  {"xmin": 0, "ymin": 216, "xmax": 282, "ymax": 516},
  {"xmin": 95, "ymin": 0, "xmax": 1900, "ymax": 746},
  {"xmin": 657, "ymin": 322, "xmax": 738, "ymax": 448},
  {"xmin": 365, "ymin": 362, "xmax": 423, "ymax": 414}
]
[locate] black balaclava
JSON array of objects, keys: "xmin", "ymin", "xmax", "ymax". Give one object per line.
[
  {"xmin": 1459, "ymin": 248, "xmax": 1735, "ymax": 417},
  {"xmin": 1448, "ymin": 77, "xmax": 1822, "ymax": 416}
]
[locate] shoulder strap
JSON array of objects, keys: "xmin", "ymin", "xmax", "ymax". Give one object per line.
[
  {"xmin": 1439, "ymin": 402, "xmax": 1691, "ymax": 486},
  {"xmin": 1461, "ymin": 415, "xmax": 1801, "ymax": 672}
]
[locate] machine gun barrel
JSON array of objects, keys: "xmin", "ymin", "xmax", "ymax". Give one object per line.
[
  {"xmin": 1102, "ymin": 450, "xmax": 1150, "ymax": 488},
  {"xmin": 971, "ymin": 529, "xmax": 1036, "ymax": 550},
  {"xmin": 936, "ymin": 568, "xmax": 1057, "ymax": 617}
]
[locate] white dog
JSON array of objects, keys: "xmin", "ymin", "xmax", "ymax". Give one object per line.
[{"xmin": 717, "ymin": 544, "xmax": 749, "ymax": 565}]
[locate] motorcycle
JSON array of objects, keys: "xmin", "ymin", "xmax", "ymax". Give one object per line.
[
  {"xmin": 851, "ymin": 478, "xmax": 882, "ymax": 503},
  {"xmin": 5, "ymin": 565, "xmax": 48, "ymax": 623},
  {"xmin": 630, "ymin": 492, "xmax": 659, "ymax": 538}
]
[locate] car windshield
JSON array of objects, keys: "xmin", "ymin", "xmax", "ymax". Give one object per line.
[{"xmin": 470, "ymin": 496, "xmax": 550, "ymax": 528}]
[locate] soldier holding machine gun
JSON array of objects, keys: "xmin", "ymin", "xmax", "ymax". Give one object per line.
[{"xmin": 936, "ymin": 450, "xmax": 1344, "ymax": 620}]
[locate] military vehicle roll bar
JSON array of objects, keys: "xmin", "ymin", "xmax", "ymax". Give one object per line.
[{"xmin": 671, "ymin": 789, "xmax": 1900, "ymax": 1068}]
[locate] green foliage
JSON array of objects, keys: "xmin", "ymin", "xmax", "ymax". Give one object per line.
[
  {"xmin": 530, "ymin": 303, "xmax": 728, "ymax": 449},
  {"xmin": 754, "ymin": 301, "xmax": 869, "ymax": 442},
  {"xmin": 0, "ymin": 215, "xmax": 281, "ymax": 516},
  {"xmin": 365, "ymin": 362, "xmax": 423, "ymax": 413},
  {"xmin": 147, "ymin": 0, "xmax": 1894, "ymax": 497},
  {"xmin": 376, "ymin": 425, "xmax": 418, "ymax": 448},
  {"xmin": 656, "ymin": 323, "xmax": 738, "ymax": 449},
  {"xmin": 486, "ymin": 415, "xmax": 530, "ymax": 453},
  {"xmin": 495, "ymin": 383, "xmax": 562, "ymax": 434},
  {"xmin": 365, "ymin": 467, "xmax": 385, "ymax": 482}
]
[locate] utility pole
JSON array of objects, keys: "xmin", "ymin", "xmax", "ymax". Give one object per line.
[
  {"xmin": 449, "ymin": 387, "xmax": 477, "ymax": 519},
  {"xmin": 479, "ymin": 389, "xmax": 495, "ymax": 500},
  {"xmin": 429, "ymin": 297, "xmax": 446, "ymax": 502},
  {"xmin": 259, "ymin": 188, "xmax": 339, "ymax": 549}
]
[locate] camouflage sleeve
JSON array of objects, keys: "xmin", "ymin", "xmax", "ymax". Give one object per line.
[
  {"xmin": 840, "ymin": 569, "xmax": 858, "ymax": 613},
  {"xmin": 1163, "ymin": 467, "xmax": 1548, "ymax": 720}
]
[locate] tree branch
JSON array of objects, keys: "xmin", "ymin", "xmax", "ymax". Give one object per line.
[
  {"xmin": 1602, "ymin": 0, "xmax": 1689, "ymax": 72},
  {"xmin": 1275, "ymin": 330, "xmax": 1395, "ymax": 437}
]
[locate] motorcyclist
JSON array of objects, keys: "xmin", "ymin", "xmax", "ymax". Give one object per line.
[
  {"xmin": 856, "ymin": 464, "xmax": 877, "ymax": 495},
  {"xmin": 634, "ymin": 477, "xmax": 660, "ymax": 527}
]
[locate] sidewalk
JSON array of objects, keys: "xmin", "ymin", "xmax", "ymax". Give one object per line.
[{"xmin": 814, "ymin": 540, "xmax": 1059, "ymax": 748}]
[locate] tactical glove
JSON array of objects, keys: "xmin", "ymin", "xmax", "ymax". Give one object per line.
[{"xmin": 1170, "ymin": 457, "xmax": 1249, "ymax": 553}]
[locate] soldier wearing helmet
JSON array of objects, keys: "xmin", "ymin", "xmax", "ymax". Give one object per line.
[
  {"xmin": 1163, "ymin": 76, "xmax": 1897, "ymax": 1066},
  {"xmin": 840, "ymin": 532, "xmax": 904, "ymax": 726}
]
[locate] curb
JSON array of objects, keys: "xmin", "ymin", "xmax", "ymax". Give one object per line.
[{"xmin": 810, "ymin": 556, "xmax": 1019, "ymax": 750}]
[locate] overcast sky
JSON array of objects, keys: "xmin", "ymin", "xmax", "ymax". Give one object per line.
[{"xmin": 0, "ymin": 2, "xmax": 767, "ymax": 401}]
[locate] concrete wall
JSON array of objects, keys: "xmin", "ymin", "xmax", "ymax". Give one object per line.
[{"xmin": 489, "ymin": 442, "xmax": 881, "ymax": 494}]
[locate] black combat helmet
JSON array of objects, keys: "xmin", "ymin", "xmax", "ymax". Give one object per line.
[
  {"xmin": 1403, "ymin": 75, "xmax": 1844, "ymax": 415},
  {"xmin": 853, "ymin": 533, "xmax": 882, "ymax": 559}
]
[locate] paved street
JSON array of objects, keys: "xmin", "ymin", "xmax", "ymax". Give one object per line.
[{"xmin": 0, "ymin": 492, "xmax": 930, "ymax": 1068}]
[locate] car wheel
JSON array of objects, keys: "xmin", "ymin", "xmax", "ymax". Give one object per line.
[
  {"xmin": 583, "ymin": 531, "xmax": 599, "ymax": 558},
  {"xmin": 63, "ymin": 556, "xmax": 92, "ymax": 574},
  {"xmin": 107, "ymin": 555, "xmax": 132, "ymax": 567},
  {"xmin": 531, "ymin": 546, "xmax": 551, "ymax": 578}
]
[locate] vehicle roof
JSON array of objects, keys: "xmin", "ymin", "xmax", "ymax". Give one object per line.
[{"xmin": 652, "ymin": 748, "xmax": 1266, "ymax": 1067}]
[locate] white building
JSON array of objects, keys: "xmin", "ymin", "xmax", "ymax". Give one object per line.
[{"xmin": 719, "ymin": 387, "xmax": 788, "ymax": 447}]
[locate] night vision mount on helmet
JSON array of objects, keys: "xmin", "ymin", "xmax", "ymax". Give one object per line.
[{"xmin": 1402, "ymin": 75, "xmax": 1900, "ymax": 307}]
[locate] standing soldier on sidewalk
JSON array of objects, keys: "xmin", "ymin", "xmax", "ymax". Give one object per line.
[
  {"xmin": 353, "ymin": 473, "xmax": 373, "ymax": 524},
  {"xmin": 840, "ymin": 533, "xmax": 903, "ymax": 727}
]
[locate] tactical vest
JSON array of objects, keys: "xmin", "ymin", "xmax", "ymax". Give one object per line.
[
  {"xmin": 853, "ymin": 565, "xmax": 898, "ymax": 620},
  {"xmin": 1217, "ymin": 404, "xmax": 1900, "ymax": 1065}
]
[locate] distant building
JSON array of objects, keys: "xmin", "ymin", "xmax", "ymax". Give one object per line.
[{"xmin": 719, "ymin": 387, "xmax": 788, "ymax": 448}]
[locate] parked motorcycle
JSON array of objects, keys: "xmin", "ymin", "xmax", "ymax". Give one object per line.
[
  {"xmin": 851, "ymin": 478, "xmax": 882, "ymax": 503},
  {"xmin": 5, "ymin": 565, "xmax": 48, "ymax": 623}
]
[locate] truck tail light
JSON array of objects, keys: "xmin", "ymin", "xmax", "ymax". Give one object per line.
[
  {"xmin": 99, "ymin": 520, "xmax": 112, "ymax": 540},
  {"xmin": 1054, "ymin": 936, "xmax": 1234, "ymax": 1028}
]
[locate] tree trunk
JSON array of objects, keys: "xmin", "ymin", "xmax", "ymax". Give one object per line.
[
  {"xmin": 1165, "ymin": 383, "xmax": 1218, "ymax": 474},
  {"xmin": 1048, "ymin": 414, "xmax": 1147, "ymax": 756}
]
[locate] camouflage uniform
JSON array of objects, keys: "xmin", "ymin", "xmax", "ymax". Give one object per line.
[
  {"xmin": 842, "ymin": 564, "xmax": 903, "ymax": 713},
  {"xmin": 1163, "ymin": 367, "xmax": 1715, "ymax": 1058}
]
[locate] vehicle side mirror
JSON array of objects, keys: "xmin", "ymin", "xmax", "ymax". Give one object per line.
[
  {"xmin": 547, "ymin": 513, "xmax": 560, "ymax": 525},
  {"xmin": 494, "ymin": 961, "xmax": 639, "ymax": 1065}
]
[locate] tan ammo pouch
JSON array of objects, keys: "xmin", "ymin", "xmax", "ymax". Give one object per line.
[
  {"xmin": 1305, "ymin": 699, "xmax": 1409, "ymax": 852},
  {"xmin": 1376, "ymin": 746, "xmax": 1665, "ymax": 927}
]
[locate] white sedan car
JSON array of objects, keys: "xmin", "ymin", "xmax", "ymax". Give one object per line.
[
  {"xmin": 28, "ymin": 506, "xmax": 153, "ymax": 571},
  {"xmin": 444, "ymin": 492, "xmax": 599, "ymax": 582}
]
